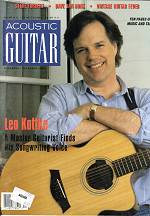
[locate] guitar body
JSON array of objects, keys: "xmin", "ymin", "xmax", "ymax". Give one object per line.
[{"xmin": 0, "ymin": 130, "xmax": 136, "ymax": 215}]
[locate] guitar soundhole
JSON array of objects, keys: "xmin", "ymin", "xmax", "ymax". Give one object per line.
[{"xmin": 86, "ymin": 159, "xmax": 113, "ymax": 190}]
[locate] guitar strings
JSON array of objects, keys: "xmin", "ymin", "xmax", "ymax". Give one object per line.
[
  {"xmin": 87, "ymin": 151, "xmax": 150, "ymax": 178},
  {"xmin": 88, "ymin": 149, "xmax": 150, "ymax": 175},
  {"xmin": 50, "ymin": 150, "xmax": 150, "ymax": 193},
  {"xmin": 84, "ymin": 150, "xmax": 150, "ymax": 188},
  {"xmin": 84, "ymin": 150, "xmax": 150, "ymax": 181},
  {"xmin": 51, "ymin": 152, "xmax": 150, "ymax": 190}
]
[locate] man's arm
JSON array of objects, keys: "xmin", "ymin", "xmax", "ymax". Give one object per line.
[
  {"xmin": 38, "ymin": 86, "xmax": 150, "ymax": 146},
  {"xmin": 94, "ymin": 106, "xmax": 141, "ymax": 135},
  {"xmin": 68, "ymin": 120, "xmax": 108, "ymax": 145},
  {"xmin": 36, "ymin": 87, "xmax": 108, "ymax": 146},
  {"xmin": 68, "ymin": 103, "xmax": 141, "ymax": 136},
  {"xmin": 69, "ymin": 87, "xmax": 150, "ymax": 146}
]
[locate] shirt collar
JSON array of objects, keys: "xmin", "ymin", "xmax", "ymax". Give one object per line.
[
  {"xmin": 76, "ymin": 75, "xmax": 128, "ymax": 96},
  {"xmin": 115, "ymin": 75, "xmax": 128, "ymax": 96}
]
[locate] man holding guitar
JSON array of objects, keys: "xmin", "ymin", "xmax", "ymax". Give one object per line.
[{"xmin": 37, "ymin": 11, "xmax": 150, "ymax": 215}]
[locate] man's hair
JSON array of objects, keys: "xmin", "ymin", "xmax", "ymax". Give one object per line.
[{"xmin": 64, "ymin": 10, "xmax": 123, "ymax": 67}]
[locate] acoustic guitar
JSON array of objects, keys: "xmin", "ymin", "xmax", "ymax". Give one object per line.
[{"xmin": 0, "ymin": 130, "xmax": 150, "ymax": 215}]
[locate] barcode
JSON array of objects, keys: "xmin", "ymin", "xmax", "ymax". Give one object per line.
[{"xmin": 1, "ymin": 192, "xmax": 28, "ymax": 210}]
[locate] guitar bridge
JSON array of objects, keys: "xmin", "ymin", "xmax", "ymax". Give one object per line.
[{"xmin": 50, "ymin": 170, "xmax": 70, "ymax": 213}]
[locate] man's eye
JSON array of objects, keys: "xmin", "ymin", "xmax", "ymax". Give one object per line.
[
  {"xmin": 96, "ymin": 44, "xmax": 104, "ymax": 48},
  {"xmin": 76, "ymin": 49, "xmax": 86, "ymax": 54}
]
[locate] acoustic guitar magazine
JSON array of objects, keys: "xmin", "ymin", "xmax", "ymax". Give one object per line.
[{"xmin": 0, "ymin": 0, "xmax": 150, "ymax": 215}]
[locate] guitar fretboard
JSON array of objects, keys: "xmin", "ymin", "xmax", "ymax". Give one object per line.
[{"xmin": 112, "ymin": 149, "xmax": 150, "ymax": 177}]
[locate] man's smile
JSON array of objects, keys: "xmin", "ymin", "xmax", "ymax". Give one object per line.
[{"xmin": 86, "ymin": 61, "xmax": 105, "ymax": 69}]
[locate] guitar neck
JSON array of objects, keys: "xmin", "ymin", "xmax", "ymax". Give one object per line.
[{"xmin": 113, "ymin": 148, "xmax": 150, "ymax": 177}]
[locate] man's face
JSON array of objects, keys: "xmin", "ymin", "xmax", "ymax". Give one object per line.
[{"xmin": 73, "ymin": 21, "xmax": 117, "ymax": 86}]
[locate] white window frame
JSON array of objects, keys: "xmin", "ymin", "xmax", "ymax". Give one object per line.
[
  {"xmin": 0, "ymin": 76, "xmax": 50, "ymax": 85},
  {"xmin": 47, "ymin": 0, "xmax": 68, "ymax": 85}
]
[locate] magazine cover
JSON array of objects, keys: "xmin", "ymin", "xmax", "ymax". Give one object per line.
[{"xmin": 0, "ymin": 0, "xmax": 150, "ymax": 215}]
